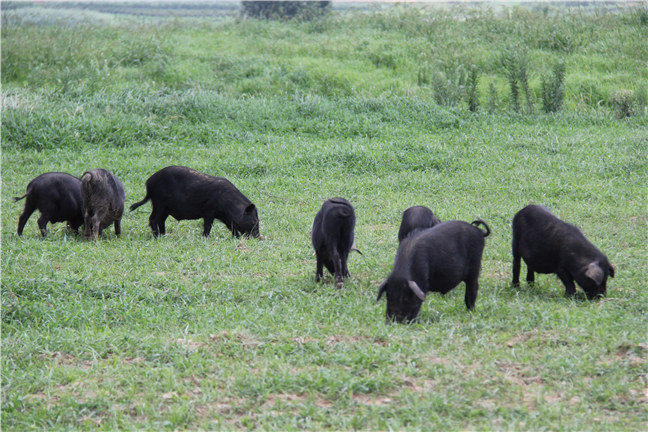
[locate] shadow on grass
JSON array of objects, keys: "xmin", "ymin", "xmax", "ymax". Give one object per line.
[{"xmin": 506, "ymin": 280, "xmax": 592, "ymax": 303}]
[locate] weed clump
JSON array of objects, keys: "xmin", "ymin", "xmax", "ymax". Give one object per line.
[
  {"xmin": 612, "ymin": 90, "xmax": 637, "ymax": 119},
  {"xmin": 541, "ymin": 62, "xmax": 566, "ymax": 113},
  {"xmin": 241, "ymin": 1, "xmax": 330, "ymax": 20},
  {"xmin": 466, "ymin": 67, "xmax": 479, "ymax": 112},
  {"xmin": 432, "ymin": 65, "xmax": 466, "ymax": 107},
  {"xmin": 518, "ymin": 55, "xmax": 534, "ymax": 114},
  {"xmin": 500, "ymin": 50, "xmax": 520, "ymax": 112},
  {"xmin": 417, "ymin": 62, "xmax": 431, "ymax": 86}
]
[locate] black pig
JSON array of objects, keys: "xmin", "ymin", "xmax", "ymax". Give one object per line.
[
  {"xmin": 398, "ymin": 205, "xmax": 442, "ymax": 242},
  {"xmin": 81, "ymin": 169, "xmax": 125, "ymax": 239},
  {"xmin": 377, "ymin": 220, "xmax": 490, "ymax": 323},
  {"xmin": 14, "ymin": 172, "xmax": 84, "ymax": 237},
  {"xmin": 130, "ymin": 166, "xmax": 259, "ymax": 238},
  {"xmin": 512, "ymin": 204, "xmax": 614, "ymax": 299},
  {"xmin": 312, "ymin": 197, "xmax": 357, "ymax": 288}
]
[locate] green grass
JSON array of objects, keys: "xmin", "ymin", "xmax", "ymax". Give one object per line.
[{"xmin": 2, "ymin": 3, "xmax": 648, "ymax": 430}]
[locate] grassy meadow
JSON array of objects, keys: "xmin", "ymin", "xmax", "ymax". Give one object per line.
[{"xmin": 2, "ymin": 2, "xmax": 647, "ymax": 430}]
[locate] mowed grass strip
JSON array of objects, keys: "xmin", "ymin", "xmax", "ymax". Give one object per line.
[{"xmin": 2, "ymin": 3, "xmax": 647, "ymax": 430}]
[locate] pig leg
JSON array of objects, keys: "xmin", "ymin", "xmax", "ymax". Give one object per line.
[
  {"xmin": 157, "ymin": 213, "xmax": 168, "ymax": 235},
  {"xmin": 91, "ymin": 216, "xmax": 101, "ymax": 240},
  {"xmin": 464, "ymin": 277, "xmax": 479, "ymax": 311},
  {"xmin": 17, "ymin": 201, "xmax": 36, "ymax": 236},
  {"xmin": 526, "ymin": 267, "xmax": 535, "ymax": 285},
  {"xmin": 228, "ymin": 223, "xmax": 240, "ymax": 238},
  {"xmin": 512, "ymin": 254, "xmax": 521, "ymax": 287},
  {"xmin": 315, "ymin": 254, "xmax": 323, "ymax": 282},
  {"xmin": 149, "ymin": 207, "xmax": 161, "ymax": 236},
  {"xmin": 557, "ymin": 272, "xmax": 576, "ymax": 297},
  {"xmin": 203, "ymin": 218, "xmax": 214, "ymax": 237},
  {"xmin": 114, "ymin": 219, "xmax": 121, "ymax": 236},
  {"xmin": 331, "ymin": 249, "xmax": 344, "ymax": 288},
  {"xmin": 83, "ymin": 210, "xmax": 93, "ymax": 238},
  {"xmin": 37, "ymin": 214, "xmax": 49, "ymax": 237},
  {"xmin": 511, "ymin": 237, "xmax": 521, "ymax": 287}
]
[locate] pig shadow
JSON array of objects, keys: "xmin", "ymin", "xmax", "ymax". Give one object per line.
[{"xmin": 508, "ymin": 280, "xmax": 590, "ymax": 303}]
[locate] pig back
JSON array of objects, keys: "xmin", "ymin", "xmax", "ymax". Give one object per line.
[{"xmin": 405, "ymin": 221, "xmax": 485, "ymax": 293}]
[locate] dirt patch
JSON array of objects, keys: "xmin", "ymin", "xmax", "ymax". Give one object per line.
[
  {"xmin": 496, "ymin": 360, "xmax": 546, "ymax": 386},
  {"xmin": 353, "ymin": 393, "xmax": 394, "ymax": 406},
  {"xmin": 23, "ymin": 392, "xmax": 57, "ymax": 405},
  {"xmin": 261, "ymin": 392, "xmax": 308, "ymax": 410},
  {"xmin": 422, "ymin": 355, "xmax": 450, "ymax": 366},
  {"xmin": 613, "ymin": 342, "xmax": 647, "ymax": 368},
  {"xmin": 209, "ymin": 331, "xmax": 263, "ymax": 348},
  {"xmin": 176, "ymin": 338, "xmax": 206, "ymax": 350},
  {"xmin": 291, "ymin": 334, "xmax": 388, "ymax": 346},
  {"xmin": 38, "ymin": 351, "xmax": 93, "ymax": 368},
  {"xmin": 194, "ymin": 397, "xmax": 248, "ymax": 418},
  {"xmin": 401, "ymin": 377, "xmax": 436, "ymax": 393},
  {"xmin": 505, "ymin": 330, "xmax": 581, "ymax": 349},
  {"xmin": 484, "ymin": 270, "xmax": 508, "ymax": 280}
]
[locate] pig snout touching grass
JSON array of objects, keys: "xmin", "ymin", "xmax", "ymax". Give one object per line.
[
  {"xmin": 130, "ymin": 165, "xmax": 260, "ymax": 238},
  {"xmin": 81, "ymin": 169, "xmax": 125, "ymax": 240},
  {"xmin": 377, "ymin": 219, "xmax": 491, "ymax": 323},
  {"xmin": 398, "ymin": 205, "xmax": 442, "ymax": 242},
  {"xmin": 312, "ymin": 197, "xmax": 357, "ymax": 288},
  {"xmin": 512, "ymin": 204, "xmax": 615, "ymax": 300},
  {"xmin": 14, "ymin": 172, "xmax": 84, "ymax": 237}
]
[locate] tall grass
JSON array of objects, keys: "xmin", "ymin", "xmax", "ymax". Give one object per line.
[{"xmin": 2, "ymin": 4, "xmax": 647, "ymax": 118}]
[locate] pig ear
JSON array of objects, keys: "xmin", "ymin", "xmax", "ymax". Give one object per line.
[
  {"xmin": 608, "ymin": 264, "xmax": 615, "ymax": 278},
  {"xmin": 408, "ymin": 281, "xmax": 426, "ymax": 301},
  {"xmin": 376, "ymin": 280, "xmax": 388, "ymax": 301},
  {"xmin": 244, "ymin": 204, "xmax": 256, "ymax": 214},
  {"xmin": 584, "ymin": 262, "xmax": 604, "ymax": 286}
]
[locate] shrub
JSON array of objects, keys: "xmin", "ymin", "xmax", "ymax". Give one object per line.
[
  {"xmin": 517, "ymin": 55, "xmax": 534, "ymax": 114},
  {"xmin": 466, "ymin": 67, "xmax": 479, "ymax": 112},
  {"xmin": 432, "ymin": 65, "xmax": 466, "ymax": 107},
  {"xmin": 241, "ymin": 1, "xmax": 330, "ymax": 20},
  {"xmin": 417, "ymin": 62, "xmax": 431, "ymax": 86},
  {"xmin": 541, "ymin": 62, "xmax": 566, "ymax": 113},
  {"xmin": 626, "ymin": 5, "xmax": 648, "ymax": 27},
  {"xmin": 500, "ymin": 50, "xmax": 520, "ymax": 112},
  {"xmin": 612, "ymin": 90, "xmax": 637, "ymax": 119}
]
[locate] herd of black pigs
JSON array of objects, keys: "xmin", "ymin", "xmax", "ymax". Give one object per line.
[{"xmin": 13, "ymin": 165, "xmax": 615, "ymax": 322}]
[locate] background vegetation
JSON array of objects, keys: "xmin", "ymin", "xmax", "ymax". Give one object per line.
[{"xmin": 2, "ymin": 2, "xmax": 647, "ymax": 430}]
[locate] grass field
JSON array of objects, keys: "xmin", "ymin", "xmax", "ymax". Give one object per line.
[{"xmin": 2, "ymin": 2, "xmax": 647, "ymax": 430}]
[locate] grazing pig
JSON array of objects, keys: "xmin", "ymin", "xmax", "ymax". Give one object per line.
[
  {"xmin": 312, "ymin": 197, "xmax": 357, "ymax": 288},
  {"xmin": 512, "ymin": 204, "xmax": 614, "ymax": 299},
  {"xmin": 130, "ymin": 166, "xmax": 260, "ymax": 238},
  {"xmin": 81, "ymin": 169, "xmax": 125, "ymax": 239},
  {"xmin": 14, "ymin": 172, "xmax": 84, "ymax": 237},
  {"xmin": 377, "ymin": 220, "xmax": 490, "ymax": 323},
  {"xmin": 398, "ymin": 205, "xmax": 442, "ymax": 242}
]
